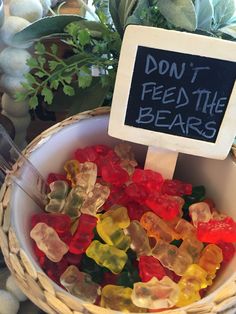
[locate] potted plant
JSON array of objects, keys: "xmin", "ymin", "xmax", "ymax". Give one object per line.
[{"xmin": 12, "ymin": 0, "xmax": 236, "ymax": 117}]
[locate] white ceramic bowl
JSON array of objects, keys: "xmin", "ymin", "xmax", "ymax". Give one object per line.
[{"xmin": 9, "ymin": 112, "xmax": 236, "ymax": 313}]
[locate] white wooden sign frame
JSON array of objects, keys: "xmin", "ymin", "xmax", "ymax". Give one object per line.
[{"xmin": 108, "ymin": 25, "xmax": 236, "ymax": 160}]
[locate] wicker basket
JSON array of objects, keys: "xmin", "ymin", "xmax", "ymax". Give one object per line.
[{"xmin": 0, "ymin": 107, "xmax": 236, "ymax": 314}]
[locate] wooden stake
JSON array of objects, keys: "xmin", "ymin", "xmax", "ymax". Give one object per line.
[{"xmin": 144, "ymin": 146, "xmax": 178, "ymax": 179}]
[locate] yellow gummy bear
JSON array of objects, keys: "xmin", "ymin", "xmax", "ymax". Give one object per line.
[
  {"xmin": 86, "ymin": 240, "xmax": 128, "ymax": 274},
  {"xmin": 101, "ymin": 285, "xmax": 145, "ymax": 312},
  {"xmin": 176, "ymin": 264, "xmax": 208, "ymax": 307}
]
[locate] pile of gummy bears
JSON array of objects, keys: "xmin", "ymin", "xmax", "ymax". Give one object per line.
[{"xmin": 30, "ymin": 142, "xmax": 236, "ymax": 311}]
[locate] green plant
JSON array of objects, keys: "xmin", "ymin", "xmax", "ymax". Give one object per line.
[{"xmin": 13, "ymin": 0, "xmax": 236, "ymax": 115}]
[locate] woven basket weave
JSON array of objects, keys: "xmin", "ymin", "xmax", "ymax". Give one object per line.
[{"xmin": 0, "ymin": 107, "xmax": 236, "ymax": 314}]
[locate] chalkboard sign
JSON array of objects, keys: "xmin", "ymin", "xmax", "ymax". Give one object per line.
[
  {"xmin": 109, "ymin": 26, "xmax": 236, "ymax": 159},
  {"xmin": 125, "ymin": 46, "xmax": 236, "ymax": 143}
]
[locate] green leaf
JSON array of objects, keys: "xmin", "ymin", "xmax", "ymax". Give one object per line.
[
  {"xmin": 11, "ymin": 15, "xmax": 85, "ymax": 46},
  {"xmin": 29, "ymin": 95, "xmax": 39, "ymax": 109},
  {"xmin": 76, "ymin": 20, "xmax": 105, "ymax": 38},
  {"xmin": 42, "ymin": 87, "xmax": 53, "ymax": 104},
  {"xmin": 195, "ymin": 0, "xmax": 213, "ymax": 31},
  {"xmin": 157, "ymin": 0, "xmax": 197, "ymax": 31},
  {"xmin": 26, "ymin": 57, "xmax": 38, "ymax": 68},
  {"xmin": 109, "ymin": 0, "xmax": 123, "ymax": 35},
  {"xmin": 15, "ymin": 92, "xmax": 28, "ymax": 102},
  {"xmin": 212, "ymin": 0, "xmax": 235, "ymax": 28},
  {"xmin": 78, "ymin": 29, "xmax": 91, "ymax": 46},
  {"xmin": 50, "ymin": 43, "xmax": 58, "ymax": 55},
  {"xmin": 219, "ymin": 23, "xmax": 236, "ymax": 38},
  {"xmin": 78, "ymin": 71, "xmax": 93, "ymax": 88},
  {"xmin": 64, "ymin": 76, "xmax": 72, "ymax": 84},
  {"xmin": 21, "ymin": 82, "xmax": 34, "ymax": 90},
  {"xmin": 38, "ymin": 56, "xmax": 46, "ymax": 67},
  {"xmin": 25, "ymin": 73, "xmax": 37, "ymax": 85},
  {"xmin": 48, "ymin": 60, "xmax": 60, "ymax": 71},
  {"xmin": 118, "ymin": 0, "xmax": 138, "ymax": 27},
  {"xmin": 50, "ymin": 80, "xmax": 59, "ymax": 89},
  {"xmin": 63, "ymin": 85, "xmax": 75, "ymax": 96},
  {"xmin": 35, "ymin": 71, "xmax": 46, "ymax": 78},
  {"xmin": 35, "ymin": 42, "xmax": 46, "ymax": 54},
  {"xmin": 126, "ymin": 0, "xmax": 150, "ymax": 26}
]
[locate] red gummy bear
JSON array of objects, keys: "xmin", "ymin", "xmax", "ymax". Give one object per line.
[
  {"xmin": 197, "ymin": 217, "xmax": 236, "ymax": 243},
  {"xmin": 31, "ymin": 213, "xmax": 71, "ymax": 235},
  {"xmin": 69, "ymin": 214, "xmax": 97, "ymax": 254},
  {"xmin": 43, "ymin": 257, "xmax": 68, "ymax": 286},
  {"xmin": 126, "ymin": 201, "xmax": 148, "ymax": 221},
  {"xmin": 161, "ymin": 179, "xmax": 192, "ymax": 196},
  {"xmin": 101, "ymin": 160, "xmax": 129, "ymax": 186},
  {"xmin": 64, "ymin": 252, "xmax": 82, "ymax": 266},
  {"xmin": 102, "ymin": 272, "xmax": 118, "ymax": 287},
  {"xmin": 103, "ymin": 185, "xmax": 129, "ymax": 210},
  {"xmin": 132, "ymin": 169, "xmax": 163, "ymax": 192},
  {"xmin": 75, "ymin": 145, "xmax": 120, "ymax": 176},
  {"xmin": 217, "ymin": 241, "xmax": 235, "ymax": 263},
  {"xmin": 125, "ymin": 183, "xmax": 148, "ymax": 204},
  {"xmin": 74, "ymin": 145, "xmax": 111, "ymax": 163},
  {"xmin": 139, "ymin": 256, "xmax": 166, "ymax": 282},
  {"xmin": 145, "ymin": 194, "xmax": 181, "ymax": 221}
]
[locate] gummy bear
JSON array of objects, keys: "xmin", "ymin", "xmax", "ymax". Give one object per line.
[
  {"xmin": 176, "ymin": 264, "xmax": 208, "ymax": 307},
  {"xmin": 43, "ymin": 256, "xmax": 68, "ymax": 286},
  {"xmin": 45, "ymin": 180, "xmax": 69, "ymax": 213},
  {"xmin": 101, "ymin": 285, "xmax": 145, "ymax": 312},
  {"xmin": 161, "ymin": 179, "xmax": 192, "ymax": 196},
  {"xmin": 100, "ymin": 205, "xmax": 130, "ymax": 229},
  {"xmin": 125, "ymin": 183, "xmax": 148, "ymax": 204},
  {"xmin": 30, "ymin": 222, "xmax": 68, "ymax": 262},
  {"xmin": 69, "ymin": 214, "xmax": 97, "ymax": 254},
  {"xmin": 77, "ymin": 161, "xmax": 98, "ymax": 193},
  {"xmin": 60, "ymin": 265, "xmax": 101, "ymax": 303},
  {"xmin": 64, "ymin": 160, "xmax": 97, "ymax": 193},
  {"xmin": 217, "ymin": 241, "xmax": 235, "ymax": 263},
  {"xmin": 64, "ymin": 159, "xmax": 80, "ymax": 187},
  {"xmin": 189, "ymin": 202, "xmax": 212, "ymax": 227},
  {"xmin": 131, "ymin": 276, "xmax": 179, "ymax": 309},
  {"xmin": 198, "ymin": 244, "xmax": 223, "ymax": 283},
  {"xmin": 31, "ymin": 213, "xmax": 71, "ymax": 235},
  {"xmin": 197, "ymin": 217, "xmax": 236, "ymax": 243},
  {"xmin": 116, "ymin": 267, "xmax": 141, "ymax": 288},
  {"xmin": 96, "ymin": 216, "xmax": 131, "ymax": 251},
  {"xmin": 152, "ymin": 239, "xmax": 193, "ymax": 276},
  {"xmin": 80, "ymin": 254, "xmax": 106, "ymax": 285},
  {"xmin": 126, "ymin": 201, "xmax": 148, "ymax": 221},
  {"xmin": 86, "ymin": 240, "xmax": 128, "ymax": 274},
  {"xmin": 101, "ymin": 160, "xmax": 129, "ymax": 186},
  {"xmin": 62, "ymin": 186, "xmax": 86, "ymax": 219},
  {"xmin": 139, "ymin": 256, "xmax": 166, "ymax": 282},
  {"xmin": 174, "ymin": 218, "xmax": 196, "ymax": 239},
  {"xmin": 103, "ymin": 185, "xmax": 129, "ymax": 210},
  {"xmin": 145, "ymin": 194, "xmax": 183, "ymax": 221},
  {"xmin": 125, "ymin": 220, "xmax": 151, "ymax": 257},
  {"xmin": 80, "ymin": 183, "xmax": 110, "ymax": 216},
  {"xmin": 114, "ymin": 142, "xmax": 138, "ymax": 175},
  {"xmin": 132, "ymin": 168, "xmax": 164, "ymax": 192},
  {"xmin": 179, "ymin": 237, "xmax": 204, "ymax": 262},
  {"xmin": 140, "ymin": 211, "xmax": 180, "ymax": 243}
]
